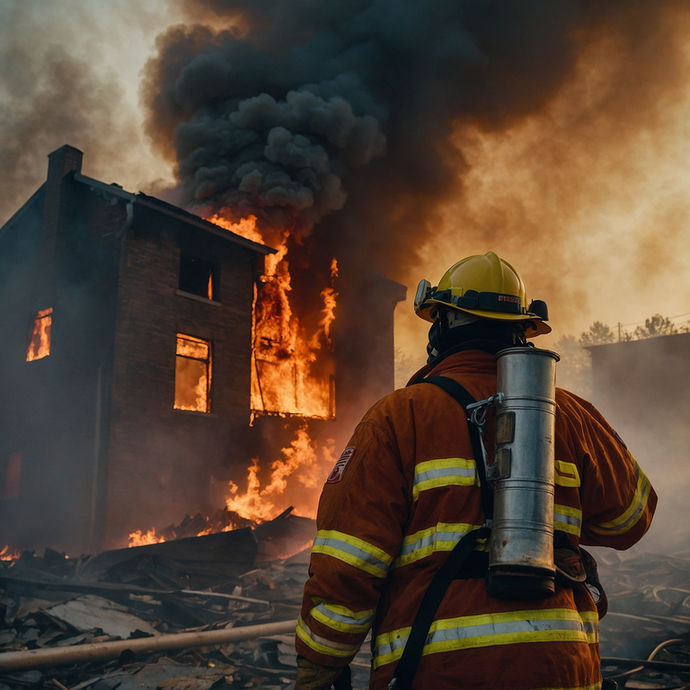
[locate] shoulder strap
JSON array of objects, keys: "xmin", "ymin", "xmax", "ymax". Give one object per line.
[
  {"xmin": 388, "ymin": 377, "xmax": 494, "ymax": 690},
  {"xmin": 420, "ymin": 376, "xmax": 494, "ymax": 519}
]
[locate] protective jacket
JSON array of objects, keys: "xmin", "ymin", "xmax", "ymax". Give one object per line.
[{"xmin": 296, "ymin": 350, "xmax": 657, "ymax": 690}]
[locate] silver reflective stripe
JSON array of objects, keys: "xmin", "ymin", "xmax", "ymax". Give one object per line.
[
  {"xmin": 377, "ymin": 617, "xmax": 587, "ymax": 658},
  {"xmin": 313, "ymin": 603, "xmax": 375, "ymax": 629},
  {"xmin": 554, "ymin": 510, "xmax": 581, "ymax": 531},
  {"xmin": 414, "ymin": 466, "xmax": 476, "ymax": 487},
  {"xmin": 312, "ymin": 531, "xmax": 392, "ymax": 577},
  {"xmin": 398, "ymin": 526, "xmax": 472, "ymax": 557}
]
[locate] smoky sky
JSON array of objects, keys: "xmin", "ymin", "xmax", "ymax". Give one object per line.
[{"xmin": 143, "ymin": 0, "xmax": 690, "ymax": 278}]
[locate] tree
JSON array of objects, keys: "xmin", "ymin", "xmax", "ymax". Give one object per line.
[
  {"xmin": 633, "ymin": 314, "xmax": 677, "ymax": 340},
  {"xmin": 554, "ymin": 334, "xmax": 592, "ymax": 398},
  {"xmin": 580, "ymin": 321, "xmax": 616, "ymax": 347}
]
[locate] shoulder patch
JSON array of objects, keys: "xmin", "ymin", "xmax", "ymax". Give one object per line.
[{"xmin": 327, "ymin": 446, "xmax": 356, "ymax": 483}]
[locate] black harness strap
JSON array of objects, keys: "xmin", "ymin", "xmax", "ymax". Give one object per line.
[
  {"xmin": 388, "ymin": 376, "xmax": 494, "ymax": 690},
  {"xmin": 422, "ymin": 376, "xmax": 494, "ymax": 519}
]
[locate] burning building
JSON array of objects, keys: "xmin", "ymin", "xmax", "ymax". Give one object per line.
[{"xmin": 0, "ymin": 145, "xmax": 405, "ymax": 555}]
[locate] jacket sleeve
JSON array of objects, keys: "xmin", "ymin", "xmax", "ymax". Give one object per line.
[
  {"xmin": 295, "ymin": 401, "xmax": 410, "ymax": 667},
  {"xmin": 564, "ymin": 394, "xmax": 657, "ymax": 550}
]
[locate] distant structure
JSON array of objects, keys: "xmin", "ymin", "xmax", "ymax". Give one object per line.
[
  {"xmin": 0, "ymin": 145, "xmax": 405, "ymax": 554},
  {"xmin": 588, "ymin": 333, "xmax": 690, "ymax": 551}
]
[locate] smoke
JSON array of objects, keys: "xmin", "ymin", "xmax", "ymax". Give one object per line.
[
  {"xmin": 143, "ymin": 1, "xmax": 690, "ymax": 332},
  {"xmin": 0, "ymin": 0, "xmax": 178, "ymax": 227}
]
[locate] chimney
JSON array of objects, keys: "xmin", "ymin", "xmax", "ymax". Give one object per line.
[{"xmin": 38, "ymin": 145, "xmax": 83, "ymax": 304}]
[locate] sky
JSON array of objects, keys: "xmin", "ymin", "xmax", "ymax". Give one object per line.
[{"xmin": 3, "ymin": 1, "xmax": 690, "ymax": 377}]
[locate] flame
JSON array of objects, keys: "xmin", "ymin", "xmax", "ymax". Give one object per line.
[
  {"xmin": 206, "ymin": 212, "xmax": 337, "ymax": 420},
  {"xmin": 174, "ymin": 334, "xmax": 212, "ymax": 413},
  {"xmin": 26, "ymin": 308, "xmax": 52, "ymax": 361},
  {"xmin": 128, "ymin": 528, "xmax": 166, "ymax": 547},
  {"xmin": 0, "ymin": 545, "xmax": 20, "ymax": 561},
  {"xmin": 207, "ymin": 272, "xmax": 213, "ymax": 300},
  {"xmin": 225, "ymin": 425, "xmax": 336, "ymax": 522}
]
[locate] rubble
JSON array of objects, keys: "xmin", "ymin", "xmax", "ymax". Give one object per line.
[
  {"xmin": 12, "ymin": 513, "xmax": 690, "ymax": 688},
  {"xmin": 0, "ymin": 510, "xmax": 374, "ymax": 689}
]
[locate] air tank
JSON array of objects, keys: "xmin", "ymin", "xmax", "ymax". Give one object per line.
[{"xmin": 486, "ymin": 347, "xmax": 560, "ymax": 600}]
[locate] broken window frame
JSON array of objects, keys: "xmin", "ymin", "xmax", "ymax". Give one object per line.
[
  {"xmin": 26, "ymin": 308, "xmax": 53, "ymax": 362},
  {"xmin": 178, "ymin": 254, "xmax": 220, "ymax": 302},
  {"xmin": 173, "ymin": 333, "xmax": 213, "ymax": 414}
]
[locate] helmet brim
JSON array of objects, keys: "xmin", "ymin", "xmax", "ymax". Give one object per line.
[{"xmin": 417, "ymin": 299, "xmax": 552, "ymax": 337}]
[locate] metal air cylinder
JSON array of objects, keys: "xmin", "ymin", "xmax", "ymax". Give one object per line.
[{"xmin": 486, "ymin": 347, "xmax": 559, "ymax": 600}]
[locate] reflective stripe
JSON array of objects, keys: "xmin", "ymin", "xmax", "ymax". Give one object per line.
[
  {"xmin": 311, "ymin": 530, "xmax": 393, "ymax": 578},
  {"xmin": 555, "ymin": 460, "xmax": 581, "ymax": 487},
  {"xmin": 554, "ymin": 503, "xmax": 582, "ymax": 537},
  {"xmin": 392, "ymin": 522, "xmax": 485, "ymax": 569},
  {"xmin": 536, "ymin": 684, "xmax": 601, "ymax": 690},
  {"xmin": 413, "ymin": 458, "xmax": 478, "ymax": 500},
  {"xmin": 589, "ymin": 461, "xmax": 651, "ymax": 536},
  {"xmin": 373, "ymin": 608, "xmax": 598, "ymax": 670},
  {"xmin": 311, "ymin": 601, "xmax": 375, "ymax": 634},
  {"xmin": 296, "ymin": 615, "xmax": 360, "ymax": 658}
]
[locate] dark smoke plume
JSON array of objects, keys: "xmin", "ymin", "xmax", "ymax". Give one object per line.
[{"xmin": 144, "ymin": 0, "xmax": 690, "ymax": 277}]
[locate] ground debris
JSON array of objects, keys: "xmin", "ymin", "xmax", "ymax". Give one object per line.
[
  {"xmin": 597, "ymin": 549, "xmax": 690, "ymax": 688},
  {"xmin": 0, "ymin": 511, "xmax": 341, "ymax": 689}
]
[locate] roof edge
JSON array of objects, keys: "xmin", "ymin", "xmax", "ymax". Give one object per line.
[
  {"xmin": 74, "ymin": 173, "xmax": 275, "ymax": 255},
  {"xmin": 0, "ymin": 183, "xmax": 47, "ymax": 239}
]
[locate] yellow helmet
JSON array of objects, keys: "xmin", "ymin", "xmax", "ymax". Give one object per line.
[{"xmin": 414, "ymin": 251, "xmax": 551, "ymax": 337}]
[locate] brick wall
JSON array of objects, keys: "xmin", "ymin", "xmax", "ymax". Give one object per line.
[{"xmin": 103, "ymin": 206, "xmax": 258, "ymax": 548}]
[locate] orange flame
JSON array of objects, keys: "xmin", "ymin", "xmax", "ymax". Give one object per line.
[
  {"xmin": 225, "ymin": 425, "xmax": 336, "ymax": 522},
  {"xmin": 26, "ymin": 308, "xmax": 52, "ymax": 362},
  {"xmin": 128, "ymin": 528, "xmax": 166, "ymax": 547},
  {"xmin": 0, "ymin": 545, "xmax": 20, "ymax": 561},
  {"xmin": 206, "ymin": 212, "xmax": 337, "ymax": 420}
]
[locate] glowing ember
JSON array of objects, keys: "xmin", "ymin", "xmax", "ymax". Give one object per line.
[
  {"xmin": 0, "ymin": 545, "xmax": 20, "ymax": 561},
  {"xmin": 174, "ymin": 334, "xmax": 212, "ymax": 413},
  {"xmin": 128, "ymin": 528, "xmax": 166, "ymax": 547},
  {"xmin": 207, "ymin": 272, "xmax": 213, "ymax": 300},
  {"xmin": 206, "ymin": 212, "xmax": 337, "ymax": 420},
  {"xmin": 26, "ymin": 307, "xmax": 52, "ymax": 361},
  {"xmin": 225, "ymin": 425, "xmax": 336, "ymax": 522}
]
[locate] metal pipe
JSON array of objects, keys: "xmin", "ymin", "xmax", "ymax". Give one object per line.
[{"xmin": 0, "ymin": 619, "xmax": 297, "ymax": 672}]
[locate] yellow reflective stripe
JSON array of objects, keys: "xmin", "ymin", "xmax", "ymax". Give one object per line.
[
  {"xmin": 554, "ymin": 503, "xmax": 582, "ymax": 537},
  {"xmin": 589, "ymin": 462, "xmax": 651, "ymax": 536},
  {"xmin": 555, "ymin": 460, "xmax": 581, "ymax": 487},
  {"xmin": 373, "ymin": 608, "xmax": 598, "ymax": 670},
  {"xmin": 536, "ymin": 684, "xmax": 601, "ymax": 690},
  {"xmin": 310, "ymin": 601, "xmax": 375, "ymax": 634},
  {"xmin": 312, "ymin": 530, "xmax": 393, "ymax": 577},
  {"xmin": 392, "ymin": 522, "xmax": 485, "ymax": 568},
  {"xmin": 296, "ymin": 615, "xmax": 360, "ymax": 658},
  {"xmin": 413, "ymin": 458, "xmax": 478, "ymax": 500}
]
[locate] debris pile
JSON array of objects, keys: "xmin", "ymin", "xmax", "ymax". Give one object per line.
[
  {"xmin": 599, "ymin": 549, "xmax": 690, "ymax": 688},
  {"xmin": 0, "ymin": 511, "xmax": 372, "ymax": 690}
]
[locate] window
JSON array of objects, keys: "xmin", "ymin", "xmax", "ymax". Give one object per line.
[
  {"xmin": 26, "ymin": 308, "xmax": 53, "ymax": 361},
  {"xmin": 179, "ymin": 255, "xmax": 219, "ymax": 301},
  {"xmin": 2, "ymin": 453, "xmax": 21, "ymax": 499},
  {"xmin": 174, "ymin": 334, "xmax": 212, "ymax": 413}
]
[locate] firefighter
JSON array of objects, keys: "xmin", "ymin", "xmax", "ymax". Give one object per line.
[{"xmin": 295, "ymin": 251, "xmax": 657, "ymax": 690}]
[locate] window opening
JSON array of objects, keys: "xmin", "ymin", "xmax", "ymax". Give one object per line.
[
  {"xmin": 174, "ymin": 334, "xmax": 212, "ymax": 413},
  {"xmin": 26, "ymin": 308, "xmax": 53, "ymax": 361},
  {"xmin": 179, "ymin": 255, "xmax": 219, "ymax": 301},
  {"xmin": 2, "ymin": 453, "xmax": 21, "ymax": 499}
]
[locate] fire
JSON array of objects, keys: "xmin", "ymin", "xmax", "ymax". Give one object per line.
[
  {"xmin": 225, "ymin": 425, "xmax": 336, "ymax": 522},
  {"xmin": 0, "ymin": 545, "xmax": 20, "ymax": 561},
  {"xmin": 128, "ymin": 528, "xmax": 166, "ymax": 547},
  {"xmin": 26, "ymin": 307, "xmax": 52, "ymax": 361},
  {"xmin": 206, "ymin": 212, "xmax": 337, "ymax": 420}
]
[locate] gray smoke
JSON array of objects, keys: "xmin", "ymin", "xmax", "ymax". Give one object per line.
[{"xmin": 144, "ymin": 0, "xmax": 690, "ymax": 272}]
